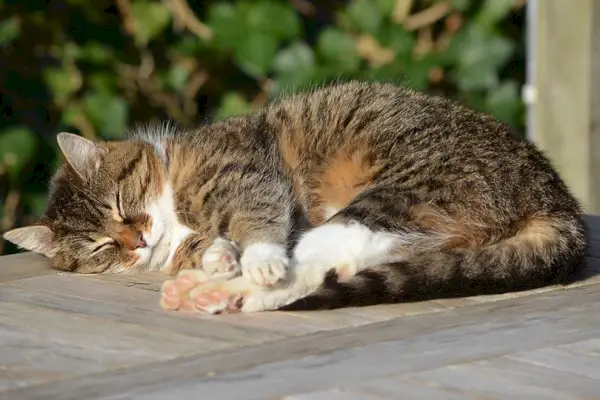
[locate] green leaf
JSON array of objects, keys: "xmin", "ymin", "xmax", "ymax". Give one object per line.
[
  {"xmin": 0, "ymin": 17, "xmax": 20, "ymax": 44},
  {"xmin": 22, "ymin": 193, "xmax": 47, "ymax": 217},
  {"xmin": 364, "ymin": 63, "xmax": 404, "ymax": 83},
  {"xmin": 485, "ymin": 80, "xmax": 524, "ymax": 128},
  {"xmin": 383, "ymin": 24, "xmax": 415, "ymax": 60},
  {"xmin": 208, "ymin": 2, "xmax": 246, "ymax": 49},
  {"xmin": 83, "ymin": 92, "xmax": 128, "ymax": 139},
  {"xmin": 174, "ymin": 35, "xmax": 207, "ymax": 56},
  {"xmin": 273, "ymin": 41, "xmax": 315, "ymax": 77},
  {"xmin": 216, "ymin": 92, "xmax": 252, "ymax": 120},
  {"xmin": 451, "ymin": 0, "xmax": 471, "ymax": 12},
  {"xmin": 87, "ymin": 72, "xmax": 118, "ymax": 94},
  {"xmin": 404, "ymin": 56, "xmax": 437, "ymax": 91},
  {"xmin": 0, "ymin": 127, "xmax": 37, "ymax": 182},
  {"xmin": 60, "ymin": 104, "xmax": 80, "ymax": 127},
  {"xmin": 165, "ymin": 65, "xmax": 189, "ymax": 91},
  {"xmin": 246, "ymin": 0, "xmax": 301, "ymax": 40},
  {"xmin": 78, "ymin": 42, "xmax": 114, "ymax": 64},
  {"xmin": 233, "ymin": 31, "xmax": 278, "ymax": 78},
  {"xmin": 43, "ymin": 67, "xmax": 80, "ymax": 105},
  {"xmin": 346, "ymin": 0, "xmax": 383, "ymax": 34},
  {"xmin": 377, "ymin": 0, "xmax": 397, "ymax": 17},
  {"xmin": 131, "ymin": 1, "xmax": 172, "ymax": 46},
  {"xmin": 451, "ymin": 25, "xmax": 514, "ymax": 91},
  {"xmin": 476, "ymin": 0, "xmax": 515, "ymax": 28},
  {"xmin": 271, "ymin": 42, "xmax": 317, "ymax": 96},
  {"xmin": 317, "ymin": 28, "xmax": 361, "ymax": 73}
]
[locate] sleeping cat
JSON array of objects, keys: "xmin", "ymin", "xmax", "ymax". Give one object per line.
[{"xmin": 3, "ymin": 81, "xmax": 587, "ymax": 314}]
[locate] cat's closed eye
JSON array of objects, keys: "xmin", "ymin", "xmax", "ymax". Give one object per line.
[{"xmin": 90, "ymin": 238, "xmax": 116, "ymax": 255}]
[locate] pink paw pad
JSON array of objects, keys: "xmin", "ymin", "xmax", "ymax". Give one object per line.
[
  {"xmin": 189, "ymin": 285, "xmax": 244, "ymax": 314},
  {"xmin": 160, "ymin": 270, "xmax": 209, "ymax": 311}
]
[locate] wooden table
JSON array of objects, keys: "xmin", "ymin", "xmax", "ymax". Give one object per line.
[{"xmin": 1, "ymin": 217, "xmax": 600, "ymax": 400}]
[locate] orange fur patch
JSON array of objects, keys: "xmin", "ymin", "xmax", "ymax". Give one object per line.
[
  {"xmin": 313, "ymin": 150, "xmax": 383, "ymax": 223},
  {"xmin": 278, "ymin": 133, "xmax": 306, "ymax": 199},
  {"xmin": 409, "ymin": 203, "xmax": 491, "ymax": 250},
  {"xmin": 118, "ymin": 227, "xmax": 140, "ymax": 250},
  {"xmin": 506, "ymin": 216, "xmax": 559, "ymax": 249}
]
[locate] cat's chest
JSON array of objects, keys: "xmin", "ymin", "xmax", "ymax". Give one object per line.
[{"xmin": 159, "ymin": 221, "xmax": 194, "ymax": 272}]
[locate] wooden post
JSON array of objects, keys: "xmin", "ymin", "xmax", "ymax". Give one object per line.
[{"xmin": 530, "ymin": 0, "xmax": 600, "ymax": 214}]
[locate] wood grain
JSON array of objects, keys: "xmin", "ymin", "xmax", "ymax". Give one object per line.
[
  {"xmin": 7, "ymin": 284, "xmax": 600, "ymax": 400},
  {"xmin": 0, "ymin": 213, "xmax": 599, "ymax": 399}
]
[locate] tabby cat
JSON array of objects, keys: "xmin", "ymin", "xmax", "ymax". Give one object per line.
[{"xmin": 3, "ymin": 81, "xmax": 587, "ymax": 314}]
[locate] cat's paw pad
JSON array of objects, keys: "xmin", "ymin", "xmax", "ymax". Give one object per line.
[
  {"xmin": 189, "ymin": 282, "xmax": 244, "ymax": 314},
  {"xmin": 241, "ymin": 243, "xmax": 288, "ymax": 287},
  {"xmin": 202, "ymin": 238, "xmax": 241, "ymax": 280},
  {"xmin": 160, "ymin": 269, "xmax": 209, "ymax": 311}
]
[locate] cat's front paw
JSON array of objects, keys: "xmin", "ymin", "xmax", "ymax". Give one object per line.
[
  {"xmin": 160, "ymin": 270, "xmax": 245, "ymax": 315},
  {"xmin": 202, "ymin": 238, "xmax": 241, "ymax": 280},
  {"xmin": 240, "ymin": 243, "xmax": 288, "ymax": 287}
]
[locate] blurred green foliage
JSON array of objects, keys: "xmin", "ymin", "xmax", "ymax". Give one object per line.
[{"xmin": 0, "ymin": 0, "xmax": 526, "ymax": 254}]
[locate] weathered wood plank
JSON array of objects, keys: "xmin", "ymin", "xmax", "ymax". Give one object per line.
[
  {"xmin": 4, "ymin": 275, "xmax": 163, "ymax": 311},
  {"xmin": 216, "ymin": 299, "xmax": 448, "ymax": 335},
  {"xmin": 8, "ymin": 284, "xmax": 600, "ymax": 400},
  {"xmin": 405, "ymin": 356, "xmax": 600, "ymax": 400},
  {"xmin": 277, "ymin": 389, "xmax": 378, "ymax": 400},
  {"xmin": 532, "ymin": 1, "xmax": 600, "ymax": 213},
  {"xmin": 561, "ymin": 337, "xmax": 600, "ymax": 355},
  {"xmin": 346, "ymin": 377, "xmax": 474, "ymax": 400},
  {"xmin": 0, "ymin": 253, "xmax": 53, "ymax": 283},
  {"xmin": 508, "ymin": 346, "xmax": 600, "ymax": 381},
  {"xmin": 0, "ymin": 285, "xmax": 285, "ymax": 344},
  {"xmin": 0, "ymin": 302, "xmax": 229, "ymax": 393},
  {"xmin": 84, "ymin": 271, "xmax": 166, "ymax": 292},
  {"xmin": 0, "ymin": 214, "xmax": 598, "ymax": 398}
]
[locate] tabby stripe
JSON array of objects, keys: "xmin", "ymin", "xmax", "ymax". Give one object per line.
[{"xmin": 117, "ymin": 152, "xmax": 142, "ymax": 182}]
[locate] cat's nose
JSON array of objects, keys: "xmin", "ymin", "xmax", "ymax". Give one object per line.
[{"xmin": 135, "ymin": 233, "xmax": 147, "ymax": 249}]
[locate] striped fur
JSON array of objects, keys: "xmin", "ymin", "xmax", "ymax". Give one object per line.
[{"xmin": 4, "ymin": 81, "xmax": 587, "ymax": 310}]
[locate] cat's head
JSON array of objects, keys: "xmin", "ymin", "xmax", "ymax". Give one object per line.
[{"xmin": 3, "ymin": 132, "xmax": 175, "ymax": 273}]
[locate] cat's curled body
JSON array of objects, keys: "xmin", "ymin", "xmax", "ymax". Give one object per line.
[{"xmin": 4, "ymin": 81, "xmax": 587, "ymax": 313}]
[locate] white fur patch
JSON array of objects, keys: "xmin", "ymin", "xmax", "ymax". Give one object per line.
[
  {"xmin": 293, "ymin": 221, "xmax": 404, "ymax": 275},
  {"xmin": 240, "ymin": 222, "xmax": 418, "ymax": 312},
  {"xmin": 201, "ymin": 238, "xmax": 241, "ymax": 280},
  {"xmin": 240, "ymin": 243, "xmax": 289, "ymax": 286},
  {"xmin": 138, "ymin": 183, "xmax": 193, "ymax": 271}
]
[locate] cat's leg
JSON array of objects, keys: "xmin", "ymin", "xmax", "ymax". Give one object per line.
[
  {"xmin": 201, "ymin": 237, "xmax": 242, "ymax": 280},
  {"xmin": 161, "ymin": 236, "xmax": 242, "ymax": 309},
  {"xmin": 166, "ymin": 234, "xmax": 241, "ymax": 279},
  {"xmin": 206, "ymin": 168, "xmax": 298, "ymax": 287},
  {"xmin": 161, "ymin": 186, "xmax": 420, "ymax": 313}
]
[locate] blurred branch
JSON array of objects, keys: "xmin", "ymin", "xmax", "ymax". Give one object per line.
[
  {"xmin": 0, "ymin": 188, "xmax": 21, "ymax": 254},
  {"xmin": 72, "ymin": 103, "xmax": 97, "ymax": 140},
  {"xmin": 165, "ymin": 0, "xmax": 213, "ymax": 41},
  {"xmin": 415, "ymin": 26, "xmax": 434, "ymax": 57},
  {"xmin": 403, "ymin": 2, "xmax": 451, "ymax": 31},
  {"xmin": 115, "ymin": 0, "xmax": 136, "ymax": 36},
  {"xmin": 183, "ymin": 70, "xmax": 209, "ymax": 117},
  {"xmin": 392, "ymin": 0, "xmax": 413, "ymax": 24},
  {"xmin": 250, "ymin": 79, "xmax": 271, "ymax": 109},
  {"xmin": 356, "ymin": 35, "xmax": 394, "ymax": 67},
  {"xmin": 290, "ymin": 0, "xmax": 316, "ymax": 16},
  {"xmin": 118, "ymin": 62, "xmax": 190, "ymax": 124}
]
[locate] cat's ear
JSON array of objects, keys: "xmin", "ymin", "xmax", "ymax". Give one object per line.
[
  {"xmin": 57, "ymin": 132, "xmax": 107, "ymax": 180},
  {"xmin": 3, "ymin": 225, "xmax": 58, "ymax": 258}
]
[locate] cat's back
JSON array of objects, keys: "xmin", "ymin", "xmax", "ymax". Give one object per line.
[{"xmin": 268, "ymin": 81, "xmax": 518, "ymax": 148}]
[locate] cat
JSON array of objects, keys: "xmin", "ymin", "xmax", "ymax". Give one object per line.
[{"xmin": 3, "ymin": 81, "xmax": 587, "ymax": 314}]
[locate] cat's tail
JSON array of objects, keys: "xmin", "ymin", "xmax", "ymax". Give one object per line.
[{"xmin": 280, "ymin": 212, "xmax": 588, "ymax": 311}]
